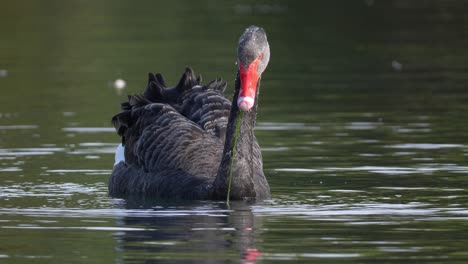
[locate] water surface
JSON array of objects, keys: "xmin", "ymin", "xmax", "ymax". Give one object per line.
[{"xmin": 1, "ymin": 1, "xmax": 468, "ymax": 263}]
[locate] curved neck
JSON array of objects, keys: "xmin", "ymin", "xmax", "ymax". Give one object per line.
[{"xmin": 213, "ymin": 72, "xmax": 260, "ymax": 199}]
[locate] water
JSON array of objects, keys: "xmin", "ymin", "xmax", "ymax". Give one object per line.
[{"xmin": 1, "ymin": 1, "xmax": 468, "ymax": 263}]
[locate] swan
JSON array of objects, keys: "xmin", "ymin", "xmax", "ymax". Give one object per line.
[{"xmin": 109, "ymin": 25, "xmax": 271, "ymax": 200}]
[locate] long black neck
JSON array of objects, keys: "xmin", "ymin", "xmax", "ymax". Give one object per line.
[{"xmin": 213, "ymin": 72, "xmax": 260, "ymax": 199}]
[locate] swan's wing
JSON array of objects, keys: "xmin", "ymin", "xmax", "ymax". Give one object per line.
[
  {"xmin": 141, "ymin": 68, "xmax": 232, "ymax": 141},
  {"xmin": 112, "ymin": 102, "xmax": 223, "ymax": 177},
  {"xmin": 176, "ymin": 81, "xmax": 231, "ymax": 141}
]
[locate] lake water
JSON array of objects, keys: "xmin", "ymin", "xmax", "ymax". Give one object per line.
[{"xmin": 1, "ymin": 1, "xmax": 468, "ymax": 263}]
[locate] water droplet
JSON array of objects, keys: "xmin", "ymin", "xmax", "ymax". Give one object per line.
[
  {"xmin": 392, "ymin": 60, "xmax": 403, "ymax": 71},
  {"xmin": 113, "ymin": 79, "xmax": 126, "ymax": 90},
  {"xmin": 0, "ymin": 69, "xmax": 8, "ymax": 78}
]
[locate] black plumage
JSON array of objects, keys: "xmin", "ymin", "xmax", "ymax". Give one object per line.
[{"xmin": 109, "ymin": 26, "xmax": 271, "ymax": 200}]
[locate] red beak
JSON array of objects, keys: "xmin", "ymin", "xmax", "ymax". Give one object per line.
[{"xmin": 238, "ymin": 55, "xmax": 262, "ymax": 111}]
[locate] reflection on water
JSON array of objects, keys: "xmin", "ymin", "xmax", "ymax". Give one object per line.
[
  {"xmin": 1, "ymin": 0, "xmax": 468, "ymax": 263},
  {"xmin": 114, "ymin": 201, "xmax": 262, "ymax": 262}
]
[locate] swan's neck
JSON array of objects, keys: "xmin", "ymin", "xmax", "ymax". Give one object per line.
[{"xmin": 213, "ymin": 72, "xmax": 260, "ymax": 199}]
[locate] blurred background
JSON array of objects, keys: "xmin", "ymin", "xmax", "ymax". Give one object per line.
[
  {"xmin": 1, "ymin": 0, "xmax": 468, "ymax": 263},
  {"xmin": 2, "ymin": 0, "xmax": 467, "ymax": 126}
]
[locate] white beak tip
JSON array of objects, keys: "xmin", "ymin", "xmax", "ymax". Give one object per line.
[{"xmin": 237, "ymin": 96, "xmax": 254, "ymax": 111}]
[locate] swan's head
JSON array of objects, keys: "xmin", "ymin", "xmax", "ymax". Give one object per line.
[{"xmin": 237, "ymin": 25, "xmax": 270, "ymax": 111}]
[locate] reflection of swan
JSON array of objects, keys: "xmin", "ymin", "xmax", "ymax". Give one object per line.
[
  {"xmin": 113, "ymin": 200, "xmax": 262, "ymax": 263},
  {"xmin": 109, "ymin": 25, "xmax": 271, "ymax": 200}
]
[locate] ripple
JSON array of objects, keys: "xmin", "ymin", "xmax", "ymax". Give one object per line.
[
  {"xmin": 67, "ymin": 147, "xmax": 117, "ymax": 155},
  {"xmin": 62, "ymin": 127, "xmax": 115, "ymax": 133},
  {"xmin": 0, "ymin": 167, "xmax": 22, "ymax": 172},
  {"xmin": 274, "ymin": 165, "xmax": 468, "ymax": 175},
  {"xmin": 378, "ymin": 246, "xmax": 422, "ymax": 253},
  {"xmin": 254, "ymin": 202, "xmax": 439, "ymax": 217},
  {"xmin": 392, "ymin": 152, "xmax": 416, "ymax": 156},
  {"xmin": 359, "ymin": 153, "xmax": 382, "ymax": 157},
  {"xmin": 79, "ymin": 142, "xmax": 118, "ymax": 147},
  {"xmin": 344, "ymin": 122, "xmax": 378, "ymax": 130},
  {"xmin": 0, "ymin": 208, "xmax": 230, "ymax": 218},
  {"xmin": 384, "ymin": 143, "xmax": 464, "ymax": 149},
  {"xmin": 0, "ymin": 148, "xmax": 64, "ymax": 157},
  {"xmin": 262, "ymin": 146, "xmax": 291, "ymax": 152},
  {"xmin": 0, "ymin": 151, "xmax": 54, "ymax": 156},
  {"xmin": 328, "ymin": 189, "xmax": 366, "ymax": 193},
  {"xmin": 274, "ymin": 168, "xmax": 322, "ymax": 172},
  {"xmin": 0, "ymin": 125, "xmax": 38, "ymax": 130},
  {"xmin": 0, "ymin": 157, "xmax": 16, "ymax": 160},
  {"xmin": 262, "ymin": 253, "xmax": 361, "ymax": 260},
  {"xmin": 375, "ymin": 187, "xmax": 464, "ymax": 191},
  {"xmin": 394, "ymin": 128, "xmax": 432, "ymax": 133},
  {"xmin": 0, "ymin": 183, "xmax": 105, "ymax": 198},
  {"xmin": 358, "ymin": 139, "xmax": 380, "ymax": 144},
  {"xmin": 4, "ymin": 148, "xmax": 64, "ymax": 152},
  {"xmin": 256, "ymin": 122, "xmax": 320, "ymax": 131},
  {"xmin": 1, "ymin": 226, "xmax": 154, "ymax": 231},
  {"xmin": 409, "ymin": 122, "xmax": 431, "ymax": 127},
  {"xmin": 46, "ymin": 169, "xmax": 112, "ymax": 175}
]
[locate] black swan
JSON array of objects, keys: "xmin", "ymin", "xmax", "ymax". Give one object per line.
[{"xmin": 109, "ymin": 25, "xmax": 271, "ymax": 200}]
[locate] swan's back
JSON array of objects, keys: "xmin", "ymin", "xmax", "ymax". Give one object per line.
[
  {"xmin": 109, "ymin": 69, "xmax": 232, "ymax": 198},
  {"xmin": 177, "ymin": 79, "xmax": 231, "ymax": 141}
]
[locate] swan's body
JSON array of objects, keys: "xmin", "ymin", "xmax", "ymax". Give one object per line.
[{"xmin": 109, "ymin": 26, "xmax": 270, "ymax": 200}]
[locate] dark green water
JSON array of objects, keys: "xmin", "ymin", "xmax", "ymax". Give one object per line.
[{"xmin": 1, "ymin": 1, "xmax": 468, "ymax": 263}]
